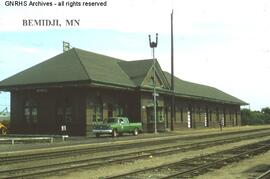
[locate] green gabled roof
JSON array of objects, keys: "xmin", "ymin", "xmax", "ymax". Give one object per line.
[
  {"xmin": 118, "ymin": 59, "xmax": 154, "ymax": 86},
  {"xmin": 0, "ymin": 48, "xmax": 136, "ymax": 88},
  {"xmin": 163, "ymin": 72, "xmax": 247, "ymax": 105},
  {"xmin": 151, "ymin": 60, "xmax": 170, "ymax": 89},
  {"xmin": 119, "ymin": 59, "xmax": 170, "ymax": 89},
  {"xmin": 0, "ymin": 47, "xmax": 247, "ymax": 105},
  {"xmin": 74, "ymin": 48, "xmax": 135, "ymax": 87},
  {"xmin": 0, "ymin": 49, "xmax": 90, "ymax": 87}
]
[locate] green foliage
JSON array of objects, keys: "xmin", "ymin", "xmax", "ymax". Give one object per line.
[
  {"xmin": 261, "ymin": 107, "xmax": 270, "ymax": 124},
  {"xmin": 241, "ymin": 107, "xmax": 270, "ymax": 125}
]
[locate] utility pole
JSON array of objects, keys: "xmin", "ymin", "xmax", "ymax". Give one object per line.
[
  {"xmin": 170, "ymin": 10, "xmax": 175, "ymax": 131},
  {"xmin": 148, "ymin": 33, "xmax": 158, "ymax": 134}
]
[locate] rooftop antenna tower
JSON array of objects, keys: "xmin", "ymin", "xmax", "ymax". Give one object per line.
[{"xmin": 63, "ymin": 41, "xmax": 71, "ymax": 52}]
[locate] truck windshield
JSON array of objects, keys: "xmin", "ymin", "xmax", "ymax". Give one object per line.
[{"xmin": 106, "ymin": 118, "xmax": 118, "ymax": 123}]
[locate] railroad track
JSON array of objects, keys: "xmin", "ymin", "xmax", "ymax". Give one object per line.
[
  {"xmin": 1, "ymin": 130, "xmax": 270, "ymax": 178},
  {"xmin": 1, "ymin": 128, "xmax": 269, "ymax": 165},
  {"xmin": 256, "ymin": 169, "xmax": 270, "ymax": 179},
  {"xmin": 105, "ymin": 139, "xmax": 270, "ymax": 179}
]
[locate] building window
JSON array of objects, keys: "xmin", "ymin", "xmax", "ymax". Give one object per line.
[
  {"xmin": 108, "ymin": 104, "xmax": 113, "ymax": 117},
  {"xmin": 180, "ymin": 108, "xmax": 183, "ymax": 122},
  {"xmin": 93, "ymin": 104, "xmax": 102, "ymax": 122},
  {"xmin": 65, "ymin": 106, "xmax": 72, "ymax": 124},
  {"xmin": 216, "ymin": 108, "xmax": 219, "ymax": 121},
  {"xmin": 198, "ymin": 107, "xmax": 201, "ymax": 121},
  {"xmin": 223, "ymin": 109, "xmax": 226, "ymax": 126},
  {"xmin": 24, "ymin": 100, "xmax": 38, "ymax": 125},
  {"xmin": 92, "ymin": 96, "xmax": 103, "ymax": 123},
  {"xmin": 116, "ymin": 104, "xmax": 124, "ymax": 117},
  {"xmin": 235, "ymin": 110, "xmax": 238, "ymax": 125},
  {"xmin": 115, "ymin": 103, "xmax": 126, "ymax": 117},
  {"xmin": 157, "ymin": 107, "xmax": 164, "ymax": 122}
]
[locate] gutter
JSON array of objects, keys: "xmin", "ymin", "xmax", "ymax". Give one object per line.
[
  {"xmin": 0, "ymin": 81, "xmax": 247, "ymax": 105},
  {"xmin": 139, "ymin": 86, "xmax": 248, "ymax": 106},
  {"xmin": 0, "ymin": 79, "xmax": 136, "ymax": 92},
  {"xmin": 0, "ymin": 80, "xmax": 91, "ymax": 91},
  {"xmin": 89, "ymin": 80, "xmax": 135, "ymax": 91}
]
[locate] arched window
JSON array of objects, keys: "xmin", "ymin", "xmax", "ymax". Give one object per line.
[{"xmin": 24, "ymin": 99, "xmax": 38, "ymax": 125}]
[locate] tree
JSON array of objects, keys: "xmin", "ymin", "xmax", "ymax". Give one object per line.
[
  {"xmin": 261, "ymin": 107, "xmax": 270, "ymax": 115},
  {"xmin": 261, "ymin": 107, "xmax": 270, "ymax": 124},
  {"xmin": 241, "ymin": 108, "xmax": 264, "ymax": 125}
]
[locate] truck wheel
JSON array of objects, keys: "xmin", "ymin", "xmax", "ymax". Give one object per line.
[
  {"xmin": 112, "ymin": 129, "xmax": 118, "ymax": 137},
  {"xmin": 1, "ymin": 128, "xmax": 7, "ymax": 135},
  {"xmin": 95, "ymin": 133, "xmax": 100, "ymax": 138},
  {"xmin": 133, "ymin": 128, "xmax": 139, "ymax": 136}
]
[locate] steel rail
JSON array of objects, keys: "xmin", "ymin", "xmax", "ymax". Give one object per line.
[
  {"xmin": 1, "ymin": 131, "xmax": 270, "ymax": 179},
  {"xmin": 105, "ymin": 140, "xmax": 270, "ymax": 179},
  {"xmin": 162, "ymin": 142, "xmax": 270, "ymax": 179},
  {"xmin": 1, "ymin": 128, "xmax": 268, "ymax": 164},
  {"xmin": 256, "ymin": 169, "xmax": 270, "ymax": 179}
]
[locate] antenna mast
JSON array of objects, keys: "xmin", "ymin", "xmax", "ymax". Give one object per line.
[
  {"xmin": 171, "ymin": 10, "xmax": 175, "ymax": 131},
  {"xmin": 63, "ymin": 41, "xmax": 71, "ymax": 52},
  {"xmin": 148, "ymin": 33, "xmax": 158, "ymax": 134}
]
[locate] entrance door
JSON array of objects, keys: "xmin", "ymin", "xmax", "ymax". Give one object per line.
[
  {"xmin": 223, "ymin": 110, "xmax": 226, "ymax": 127},
  {"xmin": 56, "ymin": 106, "xmax": 72, "ymax": 135},
  {"xmin": 165, "ymin": 107, "xmax": 169, "ymax": 128},
  {"xmin": 235, "ymin": 112, "xmax": 238, "ymax": 126},
  {"xmin": 146, "ymin": 107, "xmax": 165, "ymax": 132},
  {"xmin": 146, "ymin": 107, "xmax": 154, "ymax": 132}
]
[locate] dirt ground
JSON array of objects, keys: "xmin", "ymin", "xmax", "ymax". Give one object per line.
[
  {"xmin": 195, "ymin": 150, "xmax": 270, "ymax": 179},
  {"xmin": 2, "ymin": 125, "xmax": 270, "ymax": 179},
  {"xmin": 44, "ymin": 134, "xmax": 270, "ymax": 179}
]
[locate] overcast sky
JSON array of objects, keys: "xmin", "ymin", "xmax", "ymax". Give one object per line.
[{"xmin": 0, "ymin": 0, "xmax": 270, "ymax": 111}]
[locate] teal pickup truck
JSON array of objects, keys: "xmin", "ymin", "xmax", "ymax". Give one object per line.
[{"xmin": 93, "ymin": 117, "xmax": 142, "ymax": 137}]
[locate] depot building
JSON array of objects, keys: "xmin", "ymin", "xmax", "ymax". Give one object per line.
[{"xmin": 0, "ymin": 48, "xmax": 247, "ymax": 136}]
